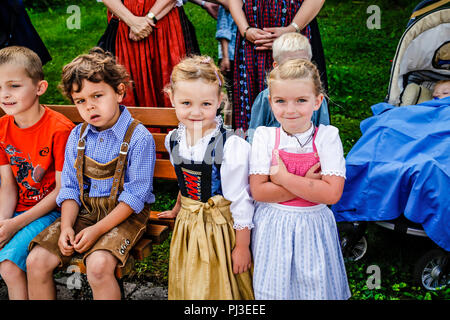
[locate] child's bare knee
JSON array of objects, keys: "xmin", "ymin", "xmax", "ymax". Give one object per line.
[
  {"xmin": 26, "ymin": 245, "xmax": 59, "ymax": 274},
  {"xmin": 0, "ymin": 260, "xmax": 23, "ymax": 281},
  {"xmin": 86, "ymin": 251, "xmax": 117, "ymax": 283}
]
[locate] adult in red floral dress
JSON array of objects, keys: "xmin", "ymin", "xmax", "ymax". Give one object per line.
[{"xmin": 103, "ymin": 0, "xmax": 187, "ymax": 108}]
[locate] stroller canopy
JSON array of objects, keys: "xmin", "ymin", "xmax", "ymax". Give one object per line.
[{"xmin": 387, "ymin": 2, "xmax": 450, "ymax": 105}]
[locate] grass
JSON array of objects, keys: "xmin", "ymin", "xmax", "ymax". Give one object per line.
[{"xmin": 23, "ymin": 0, "xmax": 449, "ymax": 300}]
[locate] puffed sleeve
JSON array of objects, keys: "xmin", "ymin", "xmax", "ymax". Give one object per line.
[
  {"xmin": 249, "ymin": 126, "xmax": 272, "ymax": 175},
  {"xmin": 315, "ymin": 125, "xmax": 346, "ymax": 178},
  {"xmin": 221, "ymin": 135, "xmax": 255, "ymax": 230},
  {"xmin": 164, "ymin": 129, "xmax": 176, "ymax": 165}
]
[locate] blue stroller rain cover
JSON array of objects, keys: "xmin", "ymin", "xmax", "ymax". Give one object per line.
[{"xmin": 332, "ymin": 97, "xmax": 450, "ymax": 251}]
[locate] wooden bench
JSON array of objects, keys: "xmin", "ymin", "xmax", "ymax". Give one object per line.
[{"xmin": 1, "ymin": 105, "xmax": 178, "ymax": 279}]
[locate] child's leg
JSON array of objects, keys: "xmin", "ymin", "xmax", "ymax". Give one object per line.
[
  {"xmin": 0, "ymin": 210, "xmax": 60, "ymax": 300},
  {"xmin": 26, "ymin": 245, "xmax": 61, "ymax": 300},
  {"xmin": 0, "ymin": 260, "xmax": 28, "ymax": 299},
  {"xmin": 85, "ymin": 250, "xmax": 120, "ymax": 300}
]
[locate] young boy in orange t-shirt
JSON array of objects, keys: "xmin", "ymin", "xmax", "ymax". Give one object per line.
[{"xmin": 0, "ymin": 46, "xmax": 74, "ymax": 300}]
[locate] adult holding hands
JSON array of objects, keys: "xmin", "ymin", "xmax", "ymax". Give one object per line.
[
  {"xmin": 103, "ymin": 0, "xmax": 188, "ymax": 108},
  {"xmin": 229, "ymin": 0, "xmax": 327, "ymax": 131}
]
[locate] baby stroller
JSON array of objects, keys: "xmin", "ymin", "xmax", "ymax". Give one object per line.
[{"xmin": 333, "ymin": 0, "xmax": 450, "ymax": 291}]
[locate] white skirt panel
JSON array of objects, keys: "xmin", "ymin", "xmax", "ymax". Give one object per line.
[{"xmin": 251, "ymin": 202, "xmax": 351, "ymax": 300}]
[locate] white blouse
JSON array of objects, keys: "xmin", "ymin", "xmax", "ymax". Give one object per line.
[
  {"xmin": 165, "ymin": 117, "xmax": 255, "ymax": 230},
  {"xmin": 250, "ymin": 124, "xmax": 346, "ymax": 178}
]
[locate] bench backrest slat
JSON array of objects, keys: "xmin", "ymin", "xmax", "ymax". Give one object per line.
[{"xmin": 0, "ymin": 105, "xmax": 178, "ymax": 180}]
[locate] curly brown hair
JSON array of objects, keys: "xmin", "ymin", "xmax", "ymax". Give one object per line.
[{"xmin": 60, "ymin": 47, "xmax": 131, "ymax": 102}]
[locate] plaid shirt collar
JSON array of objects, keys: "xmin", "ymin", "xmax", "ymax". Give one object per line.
[{"xmin": 81, "ymin": 105, "xmax": 132, "ymax": 141}]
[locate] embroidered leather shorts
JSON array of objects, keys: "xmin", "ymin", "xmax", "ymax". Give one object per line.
[{"xmin": 29, "ymin": 206, "xmax": 148, "ymax": 269}]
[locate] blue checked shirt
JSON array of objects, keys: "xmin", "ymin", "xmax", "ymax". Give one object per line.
[{"xmin": 57, "ymin": 105, "xmax": 155, "ymax": 214}]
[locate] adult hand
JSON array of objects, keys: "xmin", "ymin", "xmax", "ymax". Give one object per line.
[
  {"xmin": 0, "ymin": 218, "xmax": 19, "ymax": 249},
  {"xmin": 58, "ymin": 227, "xmax": 76, "ymax": 256},
  {"xmin": 128, "ymin": 15, "xmax": 153, "ymax": 41},
  {"xmin": 244, "ymin": 27, "xmax": 272, "ymax": 46},
  {"xmin": 73, "ymin": 225, "xmax": 102, "ymax": 254},
  {"xmin": 254, "ymin": 26, "xmax": 294, "ymax": 50}
]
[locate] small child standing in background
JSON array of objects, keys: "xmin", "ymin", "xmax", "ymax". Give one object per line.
[{"xmin": 215, "ymin": 5, "xmax": 237, "ymax": 128}]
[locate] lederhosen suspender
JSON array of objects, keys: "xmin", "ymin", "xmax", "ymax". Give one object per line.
[{"xmin": 74, "ymin": 119, "xmax": 140, "ymax": 219}]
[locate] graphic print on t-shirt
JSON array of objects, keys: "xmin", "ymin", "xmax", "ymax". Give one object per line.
[{"xmin": 4, "ymin": 143, "xmax": 50, "ymax": 203}]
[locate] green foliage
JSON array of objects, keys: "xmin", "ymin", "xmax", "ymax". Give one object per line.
[
  {"xmin": 133, "ymin": 234, "xmax": 172, "ymax": 286},
  {"xmin": 319, "ymin": 0, "xmax": 417, "ymax": 120},
  {"xmin": 23, "ymin": 0, "xmax": 86, "ymax": 12},
  {"xmin": 330, "ymin": 114, "xmax": 362, "ymax": 156},
  {"xmin": 183, "ymin": 2, "xmax": 218, "ymax": 60},
  {"xmin": 27, "ymin": 1, "xmax": 108, "ymax": 105},
  {"xmin": 342, "ymin": 225, "xmax": 450, "ymax": 300}
]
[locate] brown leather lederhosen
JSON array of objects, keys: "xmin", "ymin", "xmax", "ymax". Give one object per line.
[{"xmin": 29, "ymin": 119, "xmax": 149, "ymax": 268}]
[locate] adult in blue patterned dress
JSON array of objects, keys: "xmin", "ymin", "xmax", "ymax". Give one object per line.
[{"xmin": 229, "ymin": 0, "xmax": 327, "ymax": 132}]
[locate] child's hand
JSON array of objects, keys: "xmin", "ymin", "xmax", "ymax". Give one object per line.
[
  {"xmin": 203, "ymin": 2, "xmax": 219, "ymax": 20},
  {"xmin": 305, "ymin": 162, "xmax": 322, "ymax": 180},
  {"xmin": 220, "ymin": 57, "xmax": 231, "ymax": 73},
  {"xmin": 269, "ymin": 150, "xmax": 288, "ymax": 185},
  {"xmin": 0, "ymin": 218, "xmax": 19, "ymax": 249},
  {"xmin": 157, "ymin": 194, "xmax": 181, "ymax": 219},
  {"xmin": 157, "ymin": 208, "xmax": 179, "ymax": 219},
  {"xmin": 231, "ymin": 245, "xmax": 252, "ymax": 274},
  {"xmin": 58, "ymin": 227, "xmax": 76, "ymax": 256},
  {"xmin": 73, "ymin": 225, "xmax": 102, "ymax": 253}
]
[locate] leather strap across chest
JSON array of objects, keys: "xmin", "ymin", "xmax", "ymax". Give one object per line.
[{"xmin": 74, "ymin": 119, "xmax": 140, "ymax": 214}]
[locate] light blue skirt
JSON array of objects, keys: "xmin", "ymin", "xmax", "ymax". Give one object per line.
[
  {"xmin": 0, "ymin": 210, "xmax": 60, "ymax": 272},
  {"xmin": 251, "ymin": 202, "xmax": 351, "ymax": 300}
]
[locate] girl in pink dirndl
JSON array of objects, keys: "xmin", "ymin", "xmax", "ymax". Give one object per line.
[{"xmin": 249, "ymin": 59, "xmax": 351, "ymax": 300}]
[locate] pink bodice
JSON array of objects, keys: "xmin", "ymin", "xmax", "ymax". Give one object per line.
[{"xmin": 271, "ymin": 127, "xmax": 320, "ymax": 207}]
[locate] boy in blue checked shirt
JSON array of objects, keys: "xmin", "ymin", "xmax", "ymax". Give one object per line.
[{"xmin": 26, "ymin": 47, "xmax": 156, "ymax": 300}]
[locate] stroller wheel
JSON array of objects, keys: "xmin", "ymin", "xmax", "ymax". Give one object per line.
[
  {"xmin": 414, "ymin": 249, "xmax": 449, "ymax": 291},
  {"xmin": 340, "ymin": 235, "xmax": 368, "ymax": 262}
]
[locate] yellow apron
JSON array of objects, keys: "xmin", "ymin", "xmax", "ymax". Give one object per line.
[{"xmin": 168, "ymin": 194, "xmax": 254, "ymax": 300}]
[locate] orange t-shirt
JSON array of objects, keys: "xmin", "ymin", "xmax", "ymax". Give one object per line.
[{"xmin": 0, "ymin": 106, "xmax": 75, "ymax": 212}]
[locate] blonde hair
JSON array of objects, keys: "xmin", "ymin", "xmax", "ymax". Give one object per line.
[
  {"xmin": 164, "ymin": 55, "xmax": 224, "ymax": 95},
  {"xmin": 272, "ymin": 33, "xmax": 312, "ymax": 64},
  {"xmin": 268, "ymin": 59, "xmax": 323, "ymax": 96},
  {"xmin": 0, "ymin": 46, "xmax": 44, "ymax": 83},
  {"xmin": 60, "ymin": 47, "xmax": 130, "ymax": 102}
]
